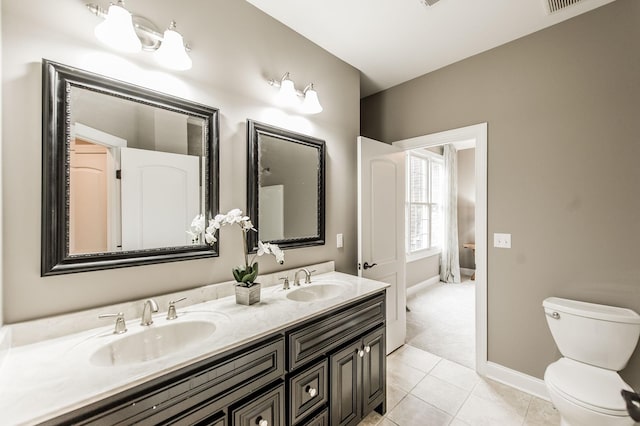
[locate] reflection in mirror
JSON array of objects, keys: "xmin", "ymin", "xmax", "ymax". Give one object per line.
[
  {"xmin": 42, "ymin": 60, "xmax": 219, "ymax": 275},
  {"xmin": 68, "ymin": 88, "xmax": 206, "ymax": 254},
  {"xmin": 247, "ymin": 120, "xmax": 325, "ymax": 251}
]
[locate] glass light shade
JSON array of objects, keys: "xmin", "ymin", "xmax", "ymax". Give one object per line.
[
  {"xmin": 275, "ymin": 76, "xmax": 300, "ymax": 107},
  {"xmin": 302, "ymin": 86, "xmax": 323, "ymax": 114},
  {"xmin": 155, "ymin": 26, "xmax": 192, "ymax": 71},
  {"xmin": 94, "ymin": 3, "xmax": 142, "ymax": 53}
]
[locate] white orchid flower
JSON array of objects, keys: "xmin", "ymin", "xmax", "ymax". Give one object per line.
[
  {"xmin": 271, "ymin": 245, "xmax": 285, "ymax": 264},
  {"xmin": 204, "ymin": 232, "xmax": 217, "ymax": 244},
  {"xmin": 190, "ymin": 214, "xmax": 205, "ymax": 233},
  {"xmin": 257, "ymin": 241, "xmax": 271, "ymax": 256},
  {"xmin": 241, "ymin": 219, "xmax": 255, "ymax": 231}
]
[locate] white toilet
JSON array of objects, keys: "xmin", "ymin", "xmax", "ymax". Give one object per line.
[{"xmin": 543, "ymin": 297, "xmax": 640, "ymax": 426}]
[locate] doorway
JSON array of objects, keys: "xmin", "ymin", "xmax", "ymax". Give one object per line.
[{"xmin": 394, "ymin": 123, "xmax": 487, "ymax": 375}]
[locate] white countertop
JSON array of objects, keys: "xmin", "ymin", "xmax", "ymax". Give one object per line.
[{"xmin": 0, "ymin": 270, "xmax": 388, "ymax": 425}]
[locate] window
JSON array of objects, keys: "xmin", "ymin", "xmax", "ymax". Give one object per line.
[{"xmin": 406, "ymin": 150, "xmax": 444, "ymax": 258}]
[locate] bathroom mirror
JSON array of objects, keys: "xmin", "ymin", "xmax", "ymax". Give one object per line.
[
  {"xmin": 42, "ymin": 60, "xmax": 219, "ymax": 276},
  {"xmin": 247, "ymin": 120, "xmax": 325, "ymax": 252}
]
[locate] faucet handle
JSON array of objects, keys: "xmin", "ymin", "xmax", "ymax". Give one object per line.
[
  {"xmin": 279, "ymin": 276, "xmax": 290, "ymax": 290},
  {"xmin": 166, "ymin": 297, "xmax": 187, "ymax": 320},
  {"xmin": 98, "ymin": 312, "xmax": 127, "ymax": 334}
]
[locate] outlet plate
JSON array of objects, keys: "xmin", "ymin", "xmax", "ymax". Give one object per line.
[{"xmin": 494, "ymin": 233, "xmax": 511, "ymax": 248}]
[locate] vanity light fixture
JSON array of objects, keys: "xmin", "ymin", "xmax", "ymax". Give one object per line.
[
  {"xmin": 269, "ymin": 72, "xmax": 323, "ymax": 114},
  {"xmin": 93, "ymin": 0, "xmax": 141, "ymax": 53},
  {"xmin": 154, "ymin": 21, "xmax": 192, "ymax": 71},
  {"xmin": 87, "ymin": 2, "xmax": 193, "ymax": 71},
  {"xmin": 301, "ymin": 84, "xmax": 323, "ymax": 114}
]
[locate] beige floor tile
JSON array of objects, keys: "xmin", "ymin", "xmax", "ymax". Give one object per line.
[
  {"xmin": 386, "ymin": 383, "xmax": 408, "ymax": 412},
  {"xmin": 429, "ymin": 358, "xmax": 480, "ymax": 391},
  {"xmin": 523, "ymin": 397, "xmax": 561, "ymax": 426},
  {"xmin": 358, "ymin": 410, "xmax": 383, "ymax": 426},
  {"xmin": 387, "ymin": 394, "xmax": 452, "ymax": 426},
  {"xmin": 377, "ymin": 418, "xmax": 399, "ymax": 426},
  {"xmin": 471, "ymin": 378, "xmax": 532, "ymax": 417},
  {"xmin": 411, "ymin": 375, "xmax": 470, "ymax": 416},
  {"xmin": 388, "ymin": 345, "xmax": 442, "ymax": 373},
  {"xmin": 449, "ymin": 418, "xmax": 471, "ymax": 426},
  {"xmin": 387, "ymin": 357, "xmax": 426, "ymax": 392},
  {"xmin": 456, "ymin": 394, "xmax": 526, "ymax": 426}
]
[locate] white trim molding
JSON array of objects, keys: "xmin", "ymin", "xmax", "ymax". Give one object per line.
[
  {"xmin": 406, "ymin": 274, "xmax": 441, "ymax": 290},
  {"xmin": 394, "ymin": 122, "xmax": 488, "ymax": 376},
  {"xmin": 485, "ymin": 362, "xmax": 550, "ymax": 401}
]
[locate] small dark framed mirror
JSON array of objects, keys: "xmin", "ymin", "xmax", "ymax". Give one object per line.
[
  {"xmin": 42, "ymin": 60, "xmax": 220, "ymax": 275},
  {"xmin": 247, "ymin": 120, "xmax": 325, "ymax": 252}
]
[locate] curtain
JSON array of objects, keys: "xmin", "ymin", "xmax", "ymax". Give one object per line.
[{"xmin": 440, "ymin": 144, "xmax": 461, "ymax": 283}]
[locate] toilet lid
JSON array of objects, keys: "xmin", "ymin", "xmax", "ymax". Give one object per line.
[{"xmin": 545, "ymin": 358, "xmax": 632, "ymax": 416}]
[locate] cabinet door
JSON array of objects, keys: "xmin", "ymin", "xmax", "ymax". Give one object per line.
[
  {"xmin": 329, "ymin": 341, "xmax": 362, "ymax": 426},
  {"xmin": 362, "ymin": 327, "xmax": 386, "ymax": 416},
  {"xmin": 231, "ymin": 383, "xmax": 284, "ymax": 426}
]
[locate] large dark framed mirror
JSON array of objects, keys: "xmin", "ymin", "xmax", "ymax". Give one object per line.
[
  {"xmin": 42, "ymin": 60, "xmax": 219, "ymax": 276},
  {"xmin": 247, "ymin": 120, "xmax": 325, "ymax": 252}
]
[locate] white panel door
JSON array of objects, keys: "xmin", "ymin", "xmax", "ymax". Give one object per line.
[
  {"xmin": 357, "ymin": 136, "xmax": 406, "ymax": 354},
  {"xmin": 259, "ymin": 185, "xmax": 284, "ymax": 241},
  {"xmin": 120, "ymin": 147, "xmax": 200, "ymax": 250}
]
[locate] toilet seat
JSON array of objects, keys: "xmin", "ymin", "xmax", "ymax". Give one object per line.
[{"xmin": 545, "ymin": 358, "xmax": 632, "ymax": 417}]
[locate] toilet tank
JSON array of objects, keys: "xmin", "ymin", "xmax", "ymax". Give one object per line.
[{"xmin": 543, "ymin": 297, "xmax": 640, "ymax": 370}]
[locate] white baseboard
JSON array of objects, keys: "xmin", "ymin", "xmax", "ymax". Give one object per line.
[
  {"xmin": 484, "ymin": 361, "xmax": 550, "ymax": 401},
  {"xmin": 407, "ymin": 274, "xmax": 441, "ymax": 290}
]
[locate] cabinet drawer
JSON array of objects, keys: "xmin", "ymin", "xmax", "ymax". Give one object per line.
[
  {"xmin": 288, "ymin": 359, "xmax": 328, "ymax": 425},
  {"xmin": 231, "ymin": 383, "xmax": 285, "ymax": 426},
  {"xmin": 287, "ymin": 293, "xmax": 385, "ymax": 370},
  {"xmin": 300, "ymin": 408, "xmax": 328, "ymax": 426},
  {"xmin": 54, "ymin": 336, "xmax": 284, "ymax": 425}
]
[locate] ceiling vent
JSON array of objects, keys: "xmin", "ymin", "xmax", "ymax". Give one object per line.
[
  {"xmin": 545, "ymin": 0, "xmax": 584, "ymax": 14},
  {"xmin": 420, "ymin": 0, "xmax": 441, "ymax": 6}
]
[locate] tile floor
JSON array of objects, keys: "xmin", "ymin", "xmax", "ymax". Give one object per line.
[{"xmin": 358, "ymin": 345, "xmax": 561, "ymax": 426}]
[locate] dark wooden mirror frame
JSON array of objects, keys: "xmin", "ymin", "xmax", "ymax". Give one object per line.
[
  {"xmin": 41, "ymin": 59, "xmax": 220, "ymax": 276},
  {"xmin": 246, "ymin": 120, "xmax": 325, "ymax": 252}
]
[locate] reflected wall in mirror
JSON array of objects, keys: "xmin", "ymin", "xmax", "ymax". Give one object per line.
[
  {"xmin": 42, "ymin": 60, "xmax": 219, "ymax": 276},
  {"xmin": 247, "ymin": 120, "xmax": 325, "ymax": 252}
]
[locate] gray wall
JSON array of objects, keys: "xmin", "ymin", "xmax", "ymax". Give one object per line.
[
  {"xmin": 457, "ymin": 148, "xmax": 475, "ymax": 270},
  {"xmin": 361, "ymin": 0, "xmax": 640, "ymax": 387},
  {"xmin": 2, "ymin": 0, "xmax": 360, "ymax": 322},
  {"xmin": 406, "ymin": 255, "xmax": 440, "ymax": 288}
]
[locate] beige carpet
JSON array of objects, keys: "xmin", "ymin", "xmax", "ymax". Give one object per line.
[{"xmin": 405, "ymin": 274, "xmax": 475, "ymax": 368}]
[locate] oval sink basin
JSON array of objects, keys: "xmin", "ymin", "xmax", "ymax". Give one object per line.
[
  {"xmin": 90, "ymin": 320, "xmax": 216, "ymax": 367},
  {"xmin": 286, "ymin": 284, "xmax": 345, "ymax": 302}
]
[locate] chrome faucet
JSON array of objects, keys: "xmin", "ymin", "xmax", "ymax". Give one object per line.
[
  {"xmin": 140, "ymin": 299, "xmax": 158, "ymax": 326},
  {"xmin": 294, "ymin": 268, "xmax": 315, "ymax": 286}
]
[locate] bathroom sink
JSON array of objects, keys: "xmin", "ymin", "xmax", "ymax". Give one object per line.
[
  {"xmin": 286, "ymin": 284, "xmax": 346, "ymax": 302},
  {"xmin": 90, "ymin": 320, "xmax": 216, "ymax": 367}
]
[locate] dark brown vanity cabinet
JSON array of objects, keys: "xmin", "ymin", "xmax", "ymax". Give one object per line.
[
  {"xmin": 286, "ymin": 292, "xmax": 386, "ymax": 425},
  {"xmin": 329, "ymin": 326, "xmax": 386, "ymax": 426},
  {"xmin": 43, "ymin": 291, "xmax": 386, "ymax": 426}
]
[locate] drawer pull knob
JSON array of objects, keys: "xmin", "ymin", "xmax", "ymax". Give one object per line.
[
  {"xmin": 255, "ymin": 416, "xmax": 268, "ymax": 426},
  {"xmin": 364, "ymin": 345, "xmax": 371, "ymax": 353},
  {"xmin": 358, "ymin": 349, "xmax": 365, "ymax": 358},
  {"xmin": 305, "ymin": 385, "xmax": 318, "ymax": 397}
]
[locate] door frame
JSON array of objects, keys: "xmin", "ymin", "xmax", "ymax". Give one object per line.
[{"xmin": 393, "ymin": 122, "xmax": 488, "ymax": 375}]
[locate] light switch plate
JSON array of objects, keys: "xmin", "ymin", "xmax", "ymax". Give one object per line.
[
  {"xmin": 494, "ymin": 233, "xmax": 511, "ymax": 248},
  {"xmin": 336, "ymin": 233, "xmax": 344, "ymax": 248}
]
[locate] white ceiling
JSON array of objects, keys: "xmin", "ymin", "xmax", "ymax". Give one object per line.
[{"xmin": 246, "ymin": 0, "xmax": 616, "ymax": 97}]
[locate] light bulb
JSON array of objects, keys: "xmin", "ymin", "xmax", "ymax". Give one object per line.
[
  {"xmin": 94, "ymin": 2, "xmax": 142, "ymax": 53},
  {"xmin": 155, "ymin": 22, "xmax": 192, "ymax": 71},
  {"xmin": 302, "ymin": 85, "xmax": 323, "ymax": 114}
]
